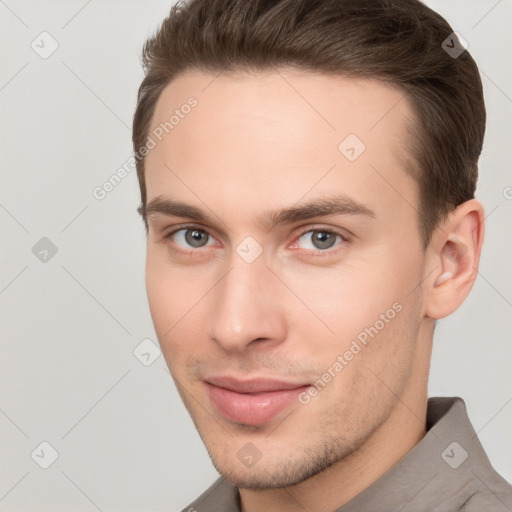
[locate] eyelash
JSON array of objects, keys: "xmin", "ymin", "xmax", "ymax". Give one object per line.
[{"xmin": 162, "ymin": 224, "xmax": 349, "ymax": 258}]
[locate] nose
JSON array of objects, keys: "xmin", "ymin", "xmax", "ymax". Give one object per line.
[{"xmin": 206, "ymin": 253, "xmax": 287, "ymax": 353}]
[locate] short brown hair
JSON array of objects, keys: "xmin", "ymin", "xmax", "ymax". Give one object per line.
[{"xmin": 132, "ymin": 0, "xmax": 485, "ymax": 247}]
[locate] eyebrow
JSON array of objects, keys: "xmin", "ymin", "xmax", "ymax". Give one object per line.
[{"xmin": 141, "ymin": 194, "xmax": 375, "ymax": 231}]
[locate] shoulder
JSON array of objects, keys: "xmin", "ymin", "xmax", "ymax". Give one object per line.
[{"xmin": 428, "ymin": 397, "xmax": 512, "ymax": 512}]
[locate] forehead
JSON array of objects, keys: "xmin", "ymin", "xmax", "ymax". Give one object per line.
[
  {"xmin": 148, "ymin": 69, "xmax": 414, "ymax": 154},
  {"xmin": 144, "ymin": 69, "xmax": 418, "ymax": 228}
]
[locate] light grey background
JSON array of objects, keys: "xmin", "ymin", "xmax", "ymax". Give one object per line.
[{"xmin": 0, "ymin": 0, "xmax": 511, "ymax": 510}]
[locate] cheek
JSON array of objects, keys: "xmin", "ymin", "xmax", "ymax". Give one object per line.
[
  {"xmin": 145, "ymin": 250, "xmax": 188, "ymax": 346},
  {"xmin": 145, "ymin": 237, "xmax": 424, "ymax": 368},
  {"xmin": 145, "ymin": 253, "xmax": 173, "ymax": 334},
  {"xmin": 145, "ymin": 248, "xmax": 215, "ymax": 364},
  {"xmin": 278, "ymin": 248, "xmax": 424, "ymax": 390},
  {"xmin": 308, "ymin": 295, "xmax": 422, "ymax": 432},
  {"xmin": 279, "ymin": 258, "xmax": 412, "ymax": 337}
]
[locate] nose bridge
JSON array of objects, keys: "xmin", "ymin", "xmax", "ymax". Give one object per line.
[{"xmin": 206, "ymin": 249, "xmax": 285, "ymax": 351}]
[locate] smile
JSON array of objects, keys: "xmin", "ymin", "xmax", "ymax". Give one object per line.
[{"xmin": 204, "ymin": 375, "xmax": 310, "ymax": 426}]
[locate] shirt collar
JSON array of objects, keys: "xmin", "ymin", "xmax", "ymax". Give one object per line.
[{"xmin": 334, "ymin": 396, "xmax": 489, "ymax": 511}]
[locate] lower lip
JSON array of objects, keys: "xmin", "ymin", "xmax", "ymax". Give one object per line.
[{"xmin": 205, "ymin": 383, "xmax": 309, "ymax": 426}]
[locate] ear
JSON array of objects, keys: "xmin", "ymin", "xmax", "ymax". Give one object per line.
[{"xmin": 424, "ymin": 199, "xmax": 485, "ymax": 320}]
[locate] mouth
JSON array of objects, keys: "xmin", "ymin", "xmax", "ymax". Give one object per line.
[{"xmin": 204, "ymin": 375, "xmax": 311, "ymax": 426}]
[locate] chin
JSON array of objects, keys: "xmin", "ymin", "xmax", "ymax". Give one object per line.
[{"xmin": 208, "ymin": 442, "xmax": 349, "ymax": 490}]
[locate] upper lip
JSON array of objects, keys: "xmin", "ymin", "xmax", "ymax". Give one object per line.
[{"xmin": 204, "ymin": 375, "xmax": 309, "ymax": 393}]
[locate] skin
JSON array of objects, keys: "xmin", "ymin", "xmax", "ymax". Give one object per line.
[{"xmin": 142, "ymin": 69, "xmax": 484, "ymax": 512}]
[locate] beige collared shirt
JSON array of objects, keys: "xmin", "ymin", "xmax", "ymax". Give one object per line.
[{"xmin": 181, "ymin": 397, "xmax": 512, "ymax": 511}]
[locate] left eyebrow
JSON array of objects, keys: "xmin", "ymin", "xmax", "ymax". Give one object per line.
[
  {"xmin": 259, "ymin": 195, "xmax": 375, "ymax": 231},
  {"xmin": 140, "ymin": 194, "xmax": 375, "ymax": 231}
]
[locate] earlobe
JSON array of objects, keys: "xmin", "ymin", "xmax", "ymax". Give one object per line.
[{"xmin": 425, "ymin": 199, "xmax": 485, "ymax": 319}]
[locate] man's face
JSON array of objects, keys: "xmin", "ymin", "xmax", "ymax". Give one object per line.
[{"xmin": 143, "ymin": 69, "xmax": 430, "ymax": 488}]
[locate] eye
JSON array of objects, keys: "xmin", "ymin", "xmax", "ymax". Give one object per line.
[
  {"xmin": 295, "ymin": 228, "xmax": 346, "ymax": 252},
  {"xmin": 166, "ymin": 226, "xmax": 216, "ymax": 250},
  {"xmin": 162, "ymin": 224, "xmax": 348, "ymax": 257}
]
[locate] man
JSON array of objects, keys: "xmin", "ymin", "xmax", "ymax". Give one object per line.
[{"xmin": 132, "ymin": 0, "xmax": 512, "ymax": 510}]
